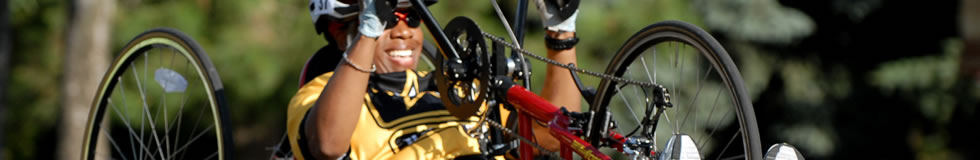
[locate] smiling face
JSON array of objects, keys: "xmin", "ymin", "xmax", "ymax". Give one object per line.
[{"xmin": 373, "ymin": 15, "xmax": 424, "ymax": 73}]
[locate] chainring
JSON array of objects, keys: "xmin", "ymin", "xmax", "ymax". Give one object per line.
[{"xmin": 436, "ymin": 17, "xmax": 492, "ymax": 120}]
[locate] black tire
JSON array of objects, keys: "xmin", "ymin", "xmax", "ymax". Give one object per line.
[
  {"xmin": 82, "ymin": 28, "xmax": 233, "ymax": 160},
  {"xmin": 588, "ymin": 20, "xmax": 762, "ymax": 160}
]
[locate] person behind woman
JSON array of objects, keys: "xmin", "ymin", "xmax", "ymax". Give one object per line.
[
  {"xmin": 287, "ymin": 0, "xmax": 582, "ymax": 159},
  {"xmin": 299, "ymin": 0, "xmax": 359, "ymax": 87}
]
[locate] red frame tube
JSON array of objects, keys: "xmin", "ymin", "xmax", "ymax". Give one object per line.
[
  {"xmin": 518, "ymin": 114, "xmax": 534, "ymax": 160},
  {"xmin": 506, "ymin": 85, "xmax": 560, "ymax": 121},
  {"xmin": 505, "ymin": 85, "xmax": 611, "ymax": 160}
]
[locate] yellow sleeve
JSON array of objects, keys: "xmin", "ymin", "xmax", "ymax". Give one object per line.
[{"xmin": 287, "ymin": 72, "xmax": 334, "ymax": 160}]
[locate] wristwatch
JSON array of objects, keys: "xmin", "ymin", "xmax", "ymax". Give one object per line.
[{"xmin": 545, "ymin": 34, "xmax": 579, "ymax": 50}]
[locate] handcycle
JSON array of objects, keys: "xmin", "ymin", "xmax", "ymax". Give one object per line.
[
  {"xmin": 81, "ymin": 0, "xmax": 769, "ymax": 159},
  {"xmin": 410, "ymin": 0, "xmax": 763, "ymax": 159}
]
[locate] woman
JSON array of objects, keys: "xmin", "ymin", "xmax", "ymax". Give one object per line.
[{"xmin": 287, "ymin": 0, "xmax": 582, "ymax": 159}]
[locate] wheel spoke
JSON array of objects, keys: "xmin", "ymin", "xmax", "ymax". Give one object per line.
[
  {"xmin": 695, "ymin": 55, "xmax": 701, "ymax": 137},
  {"xmin": 615, "ymin": 85, "xmax": 642, "ymax": 127},
  {"xmin": 661, "ymin": 107, "xmax": 674, "ymax": 134},
  {"xmin": 134, "ymin": 55, "xmax": 168, "ymax": 160},
  {"xmin": 674, "ymin": 44, "xmax": 685, "ymax": 134},
  {"xmin": 169, "ymin": 124, "xmax": 215, "ymax": 158},
  {"xmin": 144, "ymin": 52, "xmax": 149, "ymax": 160},
  {"xmin": 204, "ymin": 152, "xmax": 218, "ymax": 160},
  {"xmin": 268, "ymin": 131, "xmax": 290, "ymax": 159},
  {"xmin": 177, "ymin": 105, "xmax": 210, "ymax": 160},
  {"xmin": 131, "ymin": 64, "xmax": 147, "ymax": 160},
  {"xmin": 152, "ymin": 93, "xmax": 166, "ymax": 159},
  {"xmin": 102, "ymin": 128, "xmax": 127, "ymax": 160},
  {"xmin": 715, "ymin": 130, "xmax": 742, "ymax": 160},
  {"xmin": 680, "ymin": 65, "xmax": 713, "ymax": 130},
  {"xmin": 169, "ymin": 61, "xmax": 192, "ymax": 158},
  {"xmin": 639, "ymin": 56, "xmax": 655, "ymax": 85},
  {"xmin": 105, "ymin": 103, "xmax": 131, "ymax": 160},
  {"xmin": 164, "ymin": 48, "xmax": 177, "ymax": 159},
  {"xmin": 653, "ymin": 47, "xmax": 657, "ymax": 84},
  {"xmin": 109, "ymin": 100, "xmax": 158, "ymax": 159},
  {"xmin": 116, "ymin": 77, "xmax": 139, "ymax": 159},
  {"xmin": 700, "ymin": 98, "xmax": 732, "ymax": 151}
]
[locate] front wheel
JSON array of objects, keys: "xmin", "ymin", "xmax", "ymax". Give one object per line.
[
  {"xmin": 81, "ymin": 28, "xmax": 233, "ymax": 160},
  {"xmin": 589, "ymin": 20, "xmax": 762, "ymax": 160}
]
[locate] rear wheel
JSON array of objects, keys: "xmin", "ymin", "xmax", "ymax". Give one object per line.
[
  {"xmin": 589, "ymin": 21, "xmax": 762, "ymax": 160},
  {"xmin": 82, "ymin": 28, "xmax": 233, "ymax": 160}
]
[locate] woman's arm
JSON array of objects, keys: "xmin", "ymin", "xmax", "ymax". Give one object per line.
[
  {"xmin": 304, "ymin": 0, "xmax": 390, "ymax": 158},
  {"xmin": 533, "ymin": 31, "xmax": 581, "ymax": 153},
  {"xmin": 305, "ymin": 36, "xmax": 377, "ymax": 160},
  {"xmin": 540, "ymin": 31, "xmax": 581, "ymax": 111},
  {"xmin": 530, "ymin": 0, "xmax": 582, "ymax": 153}
]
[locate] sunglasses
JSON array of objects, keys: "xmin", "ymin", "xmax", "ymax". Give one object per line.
[{"xmin": 386, "ymin": 10, "xmax": 421, "ymax": 29}]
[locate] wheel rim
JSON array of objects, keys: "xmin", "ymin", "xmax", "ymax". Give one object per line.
[
  {"xmin": 591, "ymin": 21, "xmax": 761, "ymax": 160},
  {"xmin": 83, "ymin": 29, "xmax": 229, "ymax": 160}
]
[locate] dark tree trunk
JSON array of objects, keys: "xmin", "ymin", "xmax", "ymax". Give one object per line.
[{"xmin": 1, "ymin": 0, "xmax": 11, "ymax": 157}]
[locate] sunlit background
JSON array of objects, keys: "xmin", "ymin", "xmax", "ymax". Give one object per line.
[{"xmin": 2, "ymin": 0, "xmax": 978, "ymax": 159}]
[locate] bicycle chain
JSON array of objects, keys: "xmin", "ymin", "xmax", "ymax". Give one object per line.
[{"xmin": 480, "ymin": 32, "xmax": 660, "ymax": 88}]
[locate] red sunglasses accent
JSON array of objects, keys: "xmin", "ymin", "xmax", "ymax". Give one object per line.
[
  {"xmin": 387, "ymin": 10, "xmax": 421, "ymax": 29},
  {"xmin": 394, "ymin": 11, "xmax": 409, "ymax": 22}
]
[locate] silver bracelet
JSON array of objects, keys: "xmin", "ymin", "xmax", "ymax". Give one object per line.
[{"xmin": 342, "ymin": 52, "xmax": 376, "ymax": 73}]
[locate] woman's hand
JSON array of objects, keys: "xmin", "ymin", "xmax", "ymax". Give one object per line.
[
  {"xmin": 358, "ymin": 0, "xmax": 385, "ymax": 38},
  {"xmin": 535, "ymin": 0, "xmax": 578, "ymax": 32}
]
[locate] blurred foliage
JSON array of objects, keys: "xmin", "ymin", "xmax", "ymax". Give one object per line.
[
  {"xmin": 705, "ymin": 0, "xmax": 974, "ymax": 159},
  {"xmin": 694, "ymin": 0, "xmax": 815, "ymax": 45},
  {"xmin": 3, "ymin": 0, "xmax": 977, "ymax": 159},
  {"xmin": 6, "ymin": 0, "xmax": 67, "ymax": 159}
]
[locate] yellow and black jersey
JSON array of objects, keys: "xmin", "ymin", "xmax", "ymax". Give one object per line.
[{"xmin": 287, "ymin": 70, "xmax": 495, "ymax": 160}]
